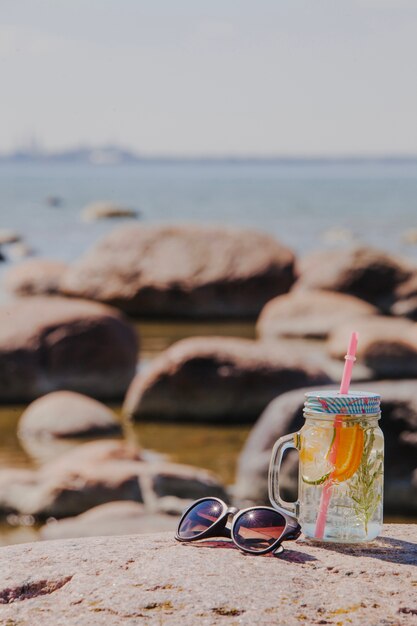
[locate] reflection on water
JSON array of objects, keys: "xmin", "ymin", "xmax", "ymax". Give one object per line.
[
  {"xmin": 135, "ymin": 318, "xmax": 255, "ymax": 362},
  {"xmin": 0, "ymin": 406, "xmax": 251, "ymax": 487}
]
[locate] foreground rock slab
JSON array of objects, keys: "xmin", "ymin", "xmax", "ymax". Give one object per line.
[
  {"xmin": 0, "ymin": 527, "xmax": 415, "ymax": 625},
  {"xmin": 61, "ymin": 224, "xmax": 296, "ymax": 317}
]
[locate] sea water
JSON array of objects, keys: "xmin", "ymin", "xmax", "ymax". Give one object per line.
[{"xmin": 1, "ymin": 160, "xmax": 417, "ymax": 270}]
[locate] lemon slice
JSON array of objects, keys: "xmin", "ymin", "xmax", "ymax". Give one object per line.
[{"xmin": 300, "ymin": 425, "xmax": 334, "ymax": 485}]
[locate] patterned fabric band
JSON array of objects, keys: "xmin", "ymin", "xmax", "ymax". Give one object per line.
[{"xmin": 304, "ymin": 390, "xmax": 381, "ymax": 415}]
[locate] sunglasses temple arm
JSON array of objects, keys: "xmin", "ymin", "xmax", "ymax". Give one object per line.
[{"xmin": 283, "ymin": 524, "xmax": 302, "ymax": 541}]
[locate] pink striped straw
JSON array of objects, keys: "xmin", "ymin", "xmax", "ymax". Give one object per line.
[{"xmin": 314, "ymin": 331, "xmax": 359, "ymax": 540}]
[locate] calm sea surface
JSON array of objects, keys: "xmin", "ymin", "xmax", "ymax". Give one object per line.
[{"xmin": 1, "ymin": 161, "xmax": 417, "ymax": 263}]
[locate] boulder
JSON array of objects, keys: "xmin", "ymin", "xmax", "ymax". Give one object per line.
[
  {"xmin": 0, "ymin": 297, "xmax": 138, "ymax": 401},
  {"xmin": 18, "ymin": 391, "xmax": 122, "ymax": 440},
  {"xmin": 295, "ymin": 247, "xmax": 411, "ymax": 309},
  {"xmin": 4, "ymin": 259, "xmax": 68, "ymax": 296},
  {"xmin": 391, "ymin": 271, "xmax": 417, "ymax": 320},
  {"xmin": 327, "ymin": 317, "xmax": 417, "ymax": 378},
  {"xmin": 123, "ymin": 336, "xmax": 332, "ymax": 422},
  {"xmin": 40, "ymin": 501, "xmax": 177, "ymax": 540},
  {"xmin": 235, "ymin": 381, "xmax": 417, "ymax": 515},
  {"xmin": 40, "ymin": 439, "xmax": 143, "ymax": 471},
  {"xmin": 0, "ymin": 528, "xmax": 415, "ymax": 626},
  {"xmin": 0, "ymin": 440, "xmax": 226, "ymax": 518},
  {"xmin": 60, "ymin": 224, "xmax": 297, "ymax": 317},
  {"xmin": 257, "ymin": 290, "xmax": 378, "ymax": 339},
  {"xmin": 81, "ymin": 201, "xmax": 138, "ymax": 221}
]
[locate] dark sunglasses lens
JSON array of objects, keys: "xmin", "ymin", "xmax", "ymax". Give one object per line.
[
  {"xmin": 178, "ymin": 499, "xmax": 224, "ymax": 539},
  {"xmin": 232, "ymin": 509, "xmax": 285, "ymax": 553}
]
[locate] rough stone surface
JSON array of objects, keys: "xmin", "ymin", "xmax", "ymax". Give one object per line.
[
  {"xmin": 0, "ymin": 527, "xmax": 415, "ymax": 625},
  {"xmin": 82, "ymin": 201, "xmax": 138, "ymax": 221},
  {"xmin": 123, "ymin": 336, "xmax": 332, "ymax": 422},
  {"xmin": 4, "ymin": 259, "xmax": 68, "ymax": 296},
  {"xmin": 328, "ymin": 317, "xmax": 417, "ymax": 378},
  {"xmin": 60, "ymin": 224, "xmax": 297, "ymax": 317},
  {"xmin": 0, "ymin": 296, "xmax": 138, "ymax": 401},
  {"xmin": 40, "ymin": 501, "xmax": 177, "ymax": 540},
  {"xmin": 18, "ymin": 391, "xmax": 122, "ymax": 439},
  {"xmin": 296, "ymin": 247, "xmax": 411, "ymax": 309},
  {"xmin": 0, "ymin": 440, "xmax": 226, "ymax": 519},
  {"xmin": 257, "ymin": 289, "xmax": 378, "ymax": 339},
  {"xmin": 235, "ymin": 381, "xmax": 417, "ymax": 515}
]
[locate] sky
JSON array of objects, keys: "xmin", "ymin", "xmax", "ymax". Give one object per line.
[{"xmin": 1, "ymin": 0, "xmax": 417, "ymax": 156}]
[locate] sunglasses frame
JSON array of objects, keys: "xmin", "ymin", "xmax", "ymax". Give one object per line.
[{"xmin": 175, "ymin": 497, "xmax": 301, "ymax": 555}]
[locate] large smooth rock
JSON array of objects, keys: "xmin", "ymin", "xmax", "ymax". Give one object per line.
[
  {"xmin": 4, "ymin": 259, "xmax": 68, "ymax": 296},
  {"xmin": 123, "ymin": 337, "xmax": 332, "ymax": 422},
  {"xmin": 40, "ymin": 501, "xmax": 177, "ymax": 540},
  {"xmin": 60, "ymin": 224, "xmax": 297, "ymax": 317},
  {"xmin": 328, "ymin": 317, "xmax": 417, "ymax": 378},
  {"xmin": 296, "ymin": 247, "xmax": 411, "ymax": 309},
  {"xmin": 257, "ymin": 290, "xmax": 378, "ymax": 339},
  {"xmin": 18, "ymin": 391, "xmax": 122, "ymax": 439},
  {"xmin": 235, "ymin": 381, "xmax": 417, "ymax": 515},
  {"xmin": 0, "ymin": 440, "xmax": 226, "ymax": 518},
  {"xmin": 0, "ymin": 297, "xmax": 138, "ymax": 401},
  {"xmin": 0, "ymin": 528, "xmax": 415, "ymax": 625}
]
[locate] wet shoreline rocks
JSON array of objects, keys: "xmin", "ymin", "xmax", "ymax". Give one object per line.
[
  {"xmin": 0, "ymin": 440, "xmax": 226, "ymax": 519},
  {"xmin": 257, "ymin": 289, "xmax": 378, "ymax": 339},
  {"xmin": 295, "ymin": 246, "xmax": 412, "ymax": 310},
  {"xmin": 4, "ymin": 259, "xmax": 68, "ymax": 296},
  {"xmin": 327, "ymin": 317, "xmax": 417, "ymax": 378},
  {"xmin": 40, "ymin": 501, "xmax": 178, "ymax": 540},
  {"xmin": 391, "ymin": 271, "xmax": 417, "ymax": 320},
  {"xmin": 60, "ymin": 224, "xmax": 297, "ymax": 317},
  {"xmin": 81, "ymin": 201, "xmax": 139, "ymax": 222},
  {"xmin": 123, "ymin": 336, "xmax": 332, "ymax": 422},
  {"xmin": 18, "ymin": 391, "xmax": 122, "ymax": 440},
  {"xmin": 0, "ymin": 297, "xmax": 138, "ymax": 401}
]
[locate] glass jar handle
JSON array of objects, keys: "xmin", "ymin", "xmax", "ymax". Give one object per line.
[{"xmin": 268, "ymin": 433, "xmax": 299, "ymax": 516}]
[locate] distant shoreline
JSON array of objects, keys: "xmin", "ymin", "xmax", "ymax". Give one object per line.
[{"xmin": 1, "ymin": 146, "xmax": 417, "ymax": 166}]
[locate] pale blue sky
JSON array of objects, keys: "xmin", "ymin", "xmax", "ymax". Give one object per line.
[{"xmin": 1, "ymin": 0, "xmax": 417, "ymax": 155}]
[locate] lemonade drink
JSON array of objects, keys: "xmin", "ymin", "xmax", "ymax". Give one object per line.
[{"xmin": 269, "ymin": 391, "xmax": 384, "ymax": 543}]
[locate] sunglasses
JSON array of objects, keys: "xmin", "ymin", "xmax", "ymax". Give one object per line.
[{"xmin": 175, "ymin": 497, "xmax": 301, "ymax": 555}]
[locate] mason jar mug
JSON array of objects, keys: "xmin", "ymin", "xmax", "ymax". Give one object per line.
[{"xmin": 269, "ymin": 391, "xmax": 384, "ymax": 543}]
